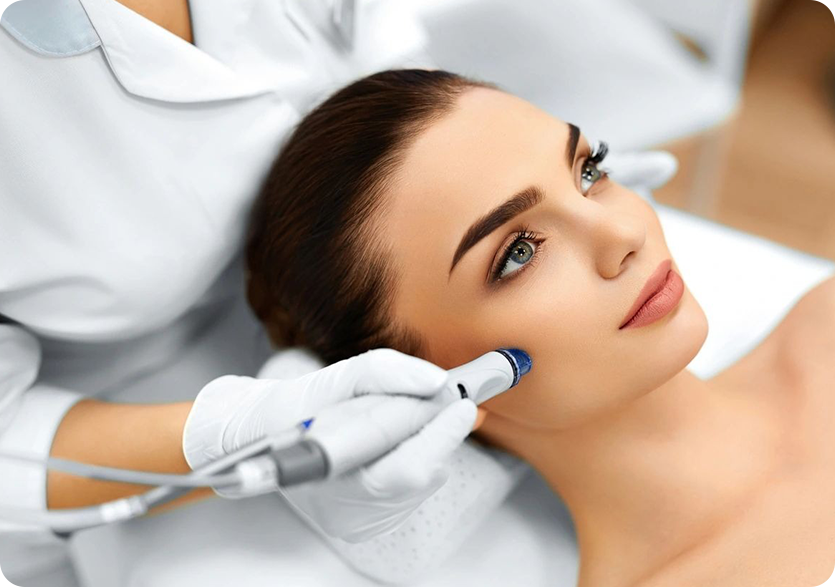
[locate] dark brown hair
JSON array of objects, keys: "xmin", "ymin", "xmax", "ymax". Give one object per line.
[{"xmin": 245, "ymin": 69, "xmax": 498, "ymax": 365}]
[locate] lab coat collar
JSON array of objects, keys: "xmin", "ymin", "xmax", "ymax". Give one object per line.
[
  {"xmin": 1, "ymin": 0, "xmax": 101, "ymax": 57},
  {"xmin": 76, "ymin": 0, "xmax": 277, "ymax": 103}
]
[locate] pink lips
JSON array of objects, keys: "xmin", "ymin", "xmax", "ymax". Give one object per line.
[{"xmin": 619, "ymin": 259, "xmax": 684, "ymax": 330}]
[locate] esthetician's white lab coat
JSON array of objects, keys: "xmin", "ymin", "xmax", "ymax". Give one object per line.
[{"xmin": 0, "ymin": 0, "xmax": 429, "ymax": 583}]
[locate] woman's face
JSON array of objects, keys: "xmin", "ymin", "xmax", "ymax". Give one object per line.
[{"xmin": 380, "ymin": 87, "xmax": 708, "ymax": 431}]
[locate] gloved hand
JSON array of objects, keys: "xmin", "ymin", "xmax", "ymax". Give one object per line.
[
  {"xmin": 182, "ymin": 347, "xmax": 478, "ymax": 542},
  {"xmin": 599, "ymin": 148, "xmax": 679, "ymax": 197},
  {"xmin": 280, "ymin": 391, "xmax": 477, "ymax": 543}
]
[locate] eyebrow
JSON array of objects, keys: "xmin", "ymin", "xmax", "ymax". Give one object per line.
[
  {"xmin": 448, "ymin": 122, "xmax": 581, "ymax": 275},
  {"xmin": 566, "ymin": 122, "xmax": 581, "ymax": 166}
]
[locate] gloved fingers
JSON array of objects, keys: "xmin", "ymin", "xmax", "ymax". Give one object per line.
[
  {"xmin": 275, "ymin": 399, "xmax": 471, "ymax": 543},
  {"xmin": 361, "ymin": 399, "xmax": 477, "ymax": 495},
  {"xmin": 603, "ymin": 150, "xmax": 679, "ymax": 190},
  {"xmin": 348, "ymin": 348, "xmax": 451, "ymax": 397},
  {"xmin": 256, "ymin": 346, "xmax": 325, "ymax": 380},
  {"xmin": 303, "ymin": 394, "xmax": 391, "ymax": 432},
  {"xmin": 304, "ymin": 395, "xmax": 445, "ymax": 476},
  {"xmin": 299, "ymin": 348, "xmax": 450, "ymax": 407}
]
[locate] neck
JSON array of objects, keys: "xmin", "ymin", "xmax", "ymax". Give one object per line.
[
  {"xmin": 115, "ymin": 0, "xmax": 194, "ymax": 44},
  {"xmin": 481, "ymin": 369, "xmax": 787, "ymax": 587}
]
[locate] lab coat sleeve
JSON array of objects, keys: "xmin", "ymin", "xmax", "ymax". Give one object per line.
[{"xmin": 0, "ymin": 324, "xmax": 86, "ymax": 582}]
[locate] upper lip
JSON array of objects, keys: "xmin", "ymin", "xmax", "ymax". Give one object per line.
[{"xmin": 619, "ymin": 259, "xmax": 673, "ymax": 328}]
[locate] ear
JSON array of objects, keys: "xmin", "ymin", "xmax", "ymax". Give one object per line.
[{"xmin": 473, "ymin": 406, "xmax": 488, "ymax": 431}]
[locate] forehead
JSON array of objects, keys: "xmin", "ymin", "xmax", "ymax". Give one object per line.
[
  {"xmin": 379, "ymin": 87, "xmax": 570, "ymax": 332},
  {"xmin": 382, "ymin": 87, "xmax": 567, "ymax": 257},
  {"xmin": 384, "ymin": 88, "xmax": 566, "ymax": 239},
  {"xmin": 392, "ymin": 88, "xmax": 562, "ymax": 203}
]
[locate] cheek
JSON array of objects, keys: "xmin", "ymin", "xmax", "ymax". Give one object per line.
[
  {"xmin": 480, "ymin": 322, "xmax": 617, "ymax": 431},
  {"xmin": 476, "ymin": 281, "xmax": 613, "ymax": 430},
  {"xmin": 480, "ymin": 295, "xmax": 703, "ymax": 432}
]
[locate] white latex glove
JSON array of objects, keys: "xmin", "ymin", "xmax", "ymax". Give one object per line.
[
  {"xmin": 599, "ymin": 148, "xmax": 679, "ymax": 197},
  {"xmin": 182, "ymin": 348, "xmax": 477, "ymax": 536},
  {"xmin": 254, "ymin": 347, "xmax": 479, "ymax": 543},
  {"xmin": 281, "ymin": 393, "xmax": 477, "ymax": 542}
]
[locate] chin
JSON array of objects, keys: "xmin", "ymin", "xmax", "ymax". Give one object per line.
[
  {"xmin": 684, "ymin": 291, "xmax": 710, "ymax": 362},
  {"xmin": 656, "ymin": 288, "xmax": 709, "ymax": 379}
]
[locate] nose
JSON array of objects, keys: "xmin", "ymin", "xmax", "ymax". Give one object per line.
[{"xmin": 566, "ymin": 198, "xmax": 646, "ymax": 279}]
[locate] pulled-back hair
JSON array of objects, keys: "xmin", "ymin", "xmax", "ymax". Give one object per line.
[{"xmin": 245, "ymin": 69, "xmax": 498, "ymax": 365}]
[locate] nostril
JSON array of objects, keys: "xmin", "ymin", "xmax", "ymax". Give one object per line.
[{"xmin": 457, "ymin": 383, "xmax": 468, "ymax": 399}]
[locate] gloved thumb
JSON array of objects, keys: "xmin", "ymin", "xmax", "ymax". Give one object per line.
[
  {"xmin": 257, "ymin": 346, "xmax": 324, "ymax": 380},
  {"xmin": 603, "ymin": 150, "xmax": 678, "ymax": 190},
  {"xmin": 301, "ymin": 348, "xmax": 450, "ymax": 406}
]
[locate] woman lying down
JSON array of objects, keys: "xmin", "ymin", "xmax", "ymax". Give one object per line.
[{"xmin": 244, "ymin": 69, "xmax": 835, "ymax": 587}]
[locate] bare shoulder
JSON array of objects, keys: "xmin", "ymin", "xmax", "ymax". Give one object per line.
[
  {"xmin": 744, "ymin": 274, "xmax": 835, "ymax": 459},
  {"xmin": 776, "ymin": 274, "xmax": 835, "ymax": 384},
  {"xmin": 716, "ymin": 276, "xmax": 835, "ymax": 396},
  {"xmin": 786, "ymin": 274, "xmax": 835, "ymax": 322}
]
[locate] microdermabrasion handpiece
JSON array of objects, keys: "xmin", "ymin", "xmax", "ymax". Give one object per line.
[
  {"xmin": 0, "ymin": 349, "xmax": 532, "ymax": 530},
  {"xmin": 441, "ymin": 347, "xmax": 532, "ymax": 404},
  {"xmin": 267, "ymin": 348, "xmax": 532, "ymax": 487}
]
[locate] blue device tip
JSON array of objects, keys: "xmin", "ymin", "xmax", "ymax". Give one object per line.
[{"xmin": 498, "ymin": 348, "xmax": 532, "ymax": 386}]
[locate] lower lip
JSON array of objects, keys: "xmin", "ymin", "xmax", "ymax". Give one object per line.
[{"xmin": 620, "ymin": 270, "xmax": 684, "ymax": 330}]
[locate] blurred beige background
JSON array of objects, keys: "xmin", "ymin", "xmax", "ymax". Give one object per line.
[{"xmin": 654, "ymin": 0, "xmax": 835, "ymax": 261}]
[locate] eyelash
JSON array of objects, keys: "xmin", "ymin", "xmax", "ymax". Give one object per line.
[
  {"xmin": 489, "ymin": 140, "xmax": 609, "ymax": 284},
  {"xmin": 588, "ymin": 139, "xmax": 609, "ymax": 166}
]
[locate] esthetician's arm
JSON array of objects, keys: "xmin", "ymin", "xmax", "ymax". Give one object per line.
[
  {"xmin": 48, "ymin": 399, "xmax": 210, "ymax": 514},
  {"xmin": 49, "ymin": 346, "xmax": 477, "ymax": 536}
]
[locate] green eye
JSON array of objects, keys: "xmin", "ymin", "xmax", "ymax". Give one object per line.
[
  {"xmin": 509, "ymin": 241, "xmax": 534, "ymax": 265},
  {"xmin": 496, "ymin": 239, "xmax": 537, "ymax": 280},
  {"xmin": 580, "ymin": 140, "xmax": 609, "ymax": 195},
  {"xmin": 580, "ymin": 161, "xmax": 603, "ymax": 194}
]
